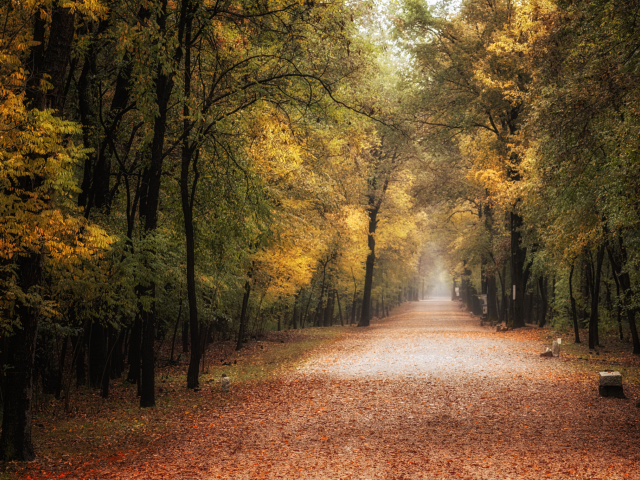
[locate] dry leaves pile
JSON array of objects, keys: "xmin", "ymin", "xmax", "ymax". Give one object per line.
[{"xmin": 20, "ymin": 300, "xmax": 640, "ymax": 479}]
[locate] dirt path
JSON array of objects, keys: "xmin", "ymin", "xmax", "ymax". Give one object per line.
[{"xmin": 26, "ymin": 299, "xmax": 640, "ymax": 479}]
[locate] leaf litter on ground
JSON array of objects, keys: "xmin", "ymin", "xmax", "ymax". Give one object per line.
[{"xmin": 14, "ymin": 300, "xmax": 640, "ymax": 479}]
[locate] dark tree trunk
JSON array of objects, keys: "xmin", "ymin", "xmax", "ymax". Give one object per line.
[
  {"xmin": 101, "ymin": 328, "xmax": 115, "ymax": 399},
  {"xmin": 569, "ymin": 265, "xmax": 580, "ymax": 343},
  {"xmin": 140, "ymin": 303, "xmax": 156, "ymax": 407},
  {"xmin": 583, "ymin": 256, "xmax": 593, "ymax": 323},
  {"xmin": 510, "ymin": 212, "xmax": 528, "ymax": 328},
  {"xmin": 181, "ymin": 12, "xmax": 201, "ymax": 391},
  {"xmin": 170, "ymin": 297, "xmax": 183, "ymax": 363},
  {"xmin": 302, "ymin": 288, "xmax": 314, "ymax": 328},
  {"xmin": 182, "ymin": 317, "xmax": 189, "ymax": 353},
  {"xmin": 501, "ymin": 264, "xmax": 508, "ymax": 323},
  {"xmin": 324, "ymin": 289, "xmax": 335, "ymax": 327},
  {"xmin": 359, "ymin": 202, "xmax": 380, "ymax": 327},
  {"xmin": 236, "ymin": 279, "xmax": 252, "ymax": 351},
  {"xmin": 486, "ymin": 274, "xmax": 498, "ymax": 322},
  {"xmin": 336, "ymin": 290, "xmax": 344, "ymax": 326},
  {"xmin": 608, "ymin": 258, "xmax": 624, "ymax": 341},
  {"xmin": 55, "ymin": 336, "xmax": 69, "ymax": 400},
  {"xmin": 538, "ymin": 277, "xmax": 548, "ymax": 328},
  {"xmin": 111, "ymin": 329, "xmax": 124, "ymax": 379},
  {"xmin": 589, "ymin": 245, "xmax": 605, "ymax": 350},
  {"xmin": 74, "ymin": 327, "xmax": 87, "ymax": 387},
  {"xmin": 351, "ymin": 269, "xmax": 358, "ymax": 324},
  {"xmin": 127, "ymin": 315, "xmax": 142, "ymax": 388},
  {"xmin": 89, "ymin": 323, "xmax": 106, "ymax": 389},
  {"xmin": 291, "ymin": 292, "xmax": 300, "ymax": 330}
]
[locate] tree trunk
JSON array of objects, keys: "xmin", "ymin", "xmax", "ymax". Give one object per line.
[
  {"xmin": 74, "ymin": 326, "xmax": 87, "ymax": 387},
  {"xmin": 569, "ymin": 264, "xmax": 580, "ymax": 343},
  {"xmin": 55, "ymin": 336, "xmax": 68, "ymax": 400},
  {"xmin": 608, "ymin": 260, "xmax": 624, "ymax": 341},
  {"xmin": 140, "ymin": 303, "xmax": 156, "ymax": 407},
  {"xmin": 127, "ymin": 315, "xmax": 142, "ymax": 387},
  {"xmin": 336, "ymin": 290, "xmax": 344, "ymax": 326},
  {"xmin": 169, "ymin": 297, "xmax": 183, "ymax": 364},
  {"xmin": 182, "ymin": 317, "xmax": 189, "ymax": 353},
  {"xmin": 589, "ymin": 245, "xmax": 605, "ymax": 350},
  {"xmin": 538, "ymin": 277, "xmax": 548, "ymax": 328},
  {"xmin": 89, "ymin": 322, "xmax": 106, "ymax": 389},
  {"xmin": 359, "ymin": 205, "xmax": 379, "ymax": 327},
  {"xmin": 302, "ymin": 288, "xmax": 314, "ymax": 329},
  {"xmin": 101, "ymin": 327, "xmax": 115, "ymax": 399},
  {"xmin": 181, "ymin": 13, "xmax": 201, "ymax": 391},
  {"xmin": 351, "ymin": 269, "xmax": 358, "ymax": 324},
  {"xmin": 291, "ymin": 292, "xmax": 300, "ymax": 330},
  {"xmin": 510, "ymin": 212, "xmax": 528, "ymax": 328},
  {"xmin": 324, "ymin": 289, "xmax": 335, "ymax": 327},
  {"xmin": 236, "ymin": 279, "xmax": 252, "ymax": 351}
]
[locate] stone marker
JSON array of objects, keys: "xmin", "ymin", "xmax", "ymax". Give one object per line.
[
  {"xmin": 599, "ymin": 371, "xmax": 624, "ymax": 398},
  {"xmin": 221, "ymin": 374, "xmax": 230, "ymax": 393},
  {"xmin": 551, "ymin": 340, "xmax": 560, "ymax": 357}
]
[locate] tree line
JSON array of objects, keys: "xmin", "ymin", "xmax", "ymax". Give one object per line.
[
  {"xmin": 0, "ymin": 0, "xmax": 434, "ymax": 462},
  {"xmin": 394, "ymin": 0, "xmax": 640, "ymax": 352}
]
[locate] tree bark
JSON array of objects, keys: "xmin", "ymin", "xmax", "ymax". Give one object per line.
[
  {"xmin": 236, "ymin": 279, "xmax": 252, "ymax": 351},
  {"xmin": 291, "ymin": 292, "xmax": 300, "ymax": 329},
  {"xmin": 182, "ymin": 318, "xmax": 189, "ymax": 353},
  {"xmin": 538, "ymin": 277, "xmax": 548, "ymax": 328},
  {"xmin": 127, "ymin": 315, "xmax": 142, "ymax": 388},
  {"xmin": 170, "ymin": 297, "xmax": 183, "ymax": 364},
  {"xmin": 180, "ymin": 12, "xmax": 202, "ymax": 390},
  {"xmin": 510, "ymin": 212, "xmax": 528, "ymax": 328},
  {"xmin": 589, "ymin": 245, "xmax": 605, "ymax": 350},
  {"xmin": 324, "ymin": 289, "xmax": 335, "ymax": 327},
  {"xmin": 569, "ymin": 265, "xmax": 580, "ymax": 343},
  {"xmin": 608, "ymin": 258, "xmax": 624, "ymax": 341},
  {"xmin": 359, "ymin": 206, "xmax": 379, "ymax": 327}
]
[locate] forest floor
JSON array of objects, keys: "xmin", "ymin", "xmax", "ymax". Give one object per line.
[{"xmin": 12, "ymin": 299, "xmax": 640, "ymax": 479}]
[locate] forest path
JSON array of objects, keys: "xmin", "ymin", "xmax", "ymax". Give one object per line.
[{"xmin": 51, "ymin": 299, "xmax": 639, "ymax": 479}]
